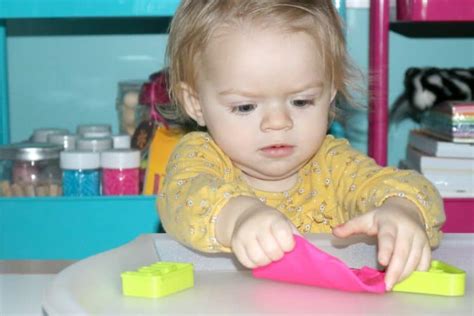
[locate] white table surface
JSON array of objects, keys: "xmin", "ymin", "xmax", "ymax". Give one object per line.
[
  {"xmin": 1, "ymin": 274, "xmax": 54, "ymax": 316},
  {"xmin": 2, "ymin": 234, "xmax": 473, "ymax": 315},
  {"xmin": 0, "ymin": 261, "xmax": 74, "ymax": 316}
]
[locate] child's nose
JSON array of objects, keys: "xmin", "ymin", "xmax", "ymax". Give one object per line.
[{"xmin": 260, "ymin": 106, "xmax": 293, "ymax": 132}]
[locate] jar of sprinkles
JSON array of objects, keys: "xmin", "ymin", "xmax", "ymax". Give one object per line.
[
  {"xmin": 60, "ymin": 151, "xmax": 100, "ymax": 196},
  {"xmin": 101, "ymin": 149, "xmax": 140, "ymax": 195}
]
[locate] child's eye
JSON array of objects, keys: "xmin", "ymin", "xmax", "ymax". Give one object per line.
[
  {"xmin": 291, "ymin": 99, "xmax": 315, "ymax": 107},
  {"xmin": 231, "ymin": 104, "xmax": 256, "ymax": 113}
]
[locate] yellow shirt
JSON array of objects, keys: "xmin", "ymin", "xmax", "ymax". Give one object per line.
[{"xmin": 158, "ymin": 132, "xmax": 445, "ymax": 252}]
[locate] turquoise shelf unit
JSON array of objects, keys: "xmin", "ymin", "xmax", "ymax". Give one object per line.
[
  {"xmin": 0, "ymin": 0, "xmax": 179, "ymax": 259},
  {"xmin": 1, "ymin": 196, "xmax": 158, "ymax": 259}
]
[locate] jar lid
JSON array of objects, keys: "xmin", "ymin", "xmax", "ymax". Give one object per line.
[
  {"xmin": 77, "ymin": 124, "xmax": 112, "ymax": 136},
  {"xmin": 82, "ymin": 131, "xmax": 111, "ymax": 138},
  {"xmin": 0, "ymin": 143, "xmax": 62, "ymax": 161},
  {"xmin": 112, "ymin": 134, "xmax": 131, "ymax": 149},
  {"xmin": 100, "ymin": 149, "xmax": 140, "ymax": 169},
  {"xmin": 48, "ymin": 134, "xmax": 77, "ymax": 150},
  {"xmin": 32, "ymin": 128, "xmax": 69, "ymax": 143},
  {"xmin": 60, "ymin": 151, "xmax": 100, "ymax": 170},
  {"xmin": 77, "ymin": 137, "xmax": 113, "ymax": 152}
]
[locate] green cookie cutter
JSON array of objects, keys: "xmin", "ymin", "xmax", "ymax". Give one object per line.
[
  {"xmin": 392, "ymin": 260, "xmax": 466, "ymax": 296},
  {"xmin": 121, "ymin": 261, "xmax": 194, "ymax": 298}
]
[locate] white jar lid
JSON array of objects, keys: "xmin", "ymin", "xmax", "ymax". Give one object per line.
[
  {"xmin": 60, "ymin": 151, "xmax": 100, "ymax": 170},
  {"xmin": 100, "ymin": 149, "xmax": 140, "ymax": 169},
  {"xmin": 77, "ymin": 124, "xmax": 112, "ymax": 136},
  {"xmin": 82, "ymin": 130, "xmax": 111, "ymax": 138},
  {"xmin": 112, "ymin": 134, "xmax": 131, "ymax": 149},
  {"xmin": 77, "ymin": 137, "xmax": 113, "ymax": 152},
  {"xmin": 47, "ymin": 134, "xmax": 77, "ymax": 150},
  {"xmin": 32, "ymin": 128, "xmax": 69, "ymax": 143}
]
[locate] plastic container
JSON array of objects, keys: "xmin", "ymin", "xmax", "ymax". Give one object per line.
[
  {"xmin": 77, "ymin": 124, "xmax": 112, "ymax": 136},
  {"xmin": 82, "ymin": 131, "xmax": 112, "ymax": 138},
  {"xmin": 112, "ymin": 134, "xmax": 131, "ymax": 149},
  {"xmin": 60, "ymin": 151, "xmax": 101, "ymax": 197},
  {"xmin": 47, "ymin": 134, "xmax": 77, "ymax": 151},
  {"xmin": 0, "ymin": 143, "xmax": 62, "ymax": 197},
  {"xmin": 77, "ymin": 137, "xmax": 113, "ymax": 152},
  {"xmin": 101, "ymin": 149, "xmax": 140, "ymax": 195},
  {"xmin": 32, "ymin": 128, "xmax": 69, "ymax": 143}
]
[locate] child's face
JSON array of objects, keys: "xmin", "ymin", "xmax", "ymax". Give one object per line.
[{"xmin": 183, "ymin": 24, "xmax": 335, "ymax": 191}]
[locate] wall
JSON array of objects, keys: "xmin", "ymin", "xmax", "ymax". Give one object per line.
[{"xmin": 6, "ymin": 9, "xmax": 474, "ymax": 166}]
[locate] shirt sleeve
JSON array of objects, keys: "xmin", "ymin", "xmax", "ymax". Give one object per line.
[
  {"xmin": 320, "ymin": 136, "xmax": 445, "ymax": 247},
  {"xmin": 157, "ymin": 132, "xmax": 256, "ymax": 253}
]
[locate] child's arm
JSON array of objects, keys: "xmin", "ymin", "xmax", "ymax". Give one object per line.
[
  {"xmin": 215, "ymin": 196, "xmax": 298, "ymax": 268},
  {"xmin": 320, "ymin": 137, "xmax": 445, "ymax": 290}
]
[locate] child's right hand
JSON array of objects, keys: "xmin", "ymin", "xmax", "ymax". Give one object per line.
[
  {"xmin": 232, "ymin": 204, "xmax": 298, "ymax": 268},
  {"xmin": 216, "ymin": 196, "xmax": 298, "ymax": 268}
]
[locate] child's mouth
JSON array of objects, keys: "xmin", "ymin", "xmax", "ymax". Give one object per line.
[{"xmin": 260, "ymin": 144, "xmax": 294, "ymax": 158}]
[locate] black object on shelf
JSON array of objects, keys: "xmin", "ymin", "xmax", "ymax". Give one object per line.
[{"xmin": 390, "ymin": 21, "xmax": 474, "ymax": 38}]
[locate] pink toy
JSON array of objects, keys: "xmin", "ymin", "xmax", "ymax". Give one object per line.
[{"xmin": 253, "ymin": 235, "xmax": 386, "ymax": 294}]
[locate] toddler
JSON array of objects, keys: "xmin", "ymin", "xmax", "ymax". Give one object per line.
[{"xmin": 158, "ymin": 0, "xmax": 445, "ymax": 291}]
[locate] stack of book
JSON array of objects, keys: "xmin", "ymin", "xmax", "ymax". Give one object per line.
[
  {"xmin": 402, "ymin": 101, "xmax": 474, "ymax": 197},
  {"xmin": 420, "ymin": 101, "xmax": 474, "ymax": 143}
]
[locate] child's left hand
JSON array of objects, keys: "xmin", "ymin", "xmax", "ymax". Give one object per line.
[{"xmin": 332, "ymin": 197, "xmax": 431, "ymax": 291}]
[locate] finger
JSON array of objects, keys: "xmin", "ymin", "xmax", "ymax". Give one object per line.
[
  {"xmin": 232, "ymin": 241, "xmax": 256, "ymax": 269},
  {"xmin": 271, "ymin": 220, "xmax": 296, "ymax": 253},
  {"xmin": 377, "ymin": 226, "xmax": 397, "ymax": 267},
  {"xmin": 257, "ymin": 233, "xmax": 284, "ymax": 262},
  {"xmin": 332, "ymin": 212, "xmax": 375, "ymax": 238},
  {"xmin": 417, "ymin": 243, "xmax": 432, "ymax": 271},
  {"xmin": 399, "ymin": 237, "xmax": 424, "ymax": 282},
  {"xmin": 245, "ymin": 241, "xmax": 272, "ymax": 268},
  {"xmin": 384, "ymin": 234, "xmax": 412, "ymax": 291}
]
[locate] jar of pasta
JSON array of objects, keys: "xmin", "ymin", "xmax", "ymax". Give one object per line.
[{"xmin": 0, "ymin": 143, "xmax": 62, "ymax": 197}]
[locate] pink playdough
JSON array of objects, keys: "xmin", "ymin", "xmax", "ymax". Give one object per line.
[{"xmin": 253, "ymin": 235, "xmax": 386, "ymax": 294}]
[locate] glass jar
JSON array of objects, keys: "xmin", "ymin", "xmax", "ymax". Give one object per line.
[
  {"xmin": 47, "ymin": 134, "xmax": 77, "ymax": 151},
  {"xmin": 60, "ymin": 151, "xmax": 101, "ymax": 197},
  {"xmin": 77, "ymin": 124, "xmax": 112, "ymax": 136},
  {"xmin": 77, "ymin": 137, "xmax": 113, "ymax": 152},
  {"xmin": 0, "ymin": 143, "xmax": 62, "ymax": 197},
  {"xmin": 112, "ymin": 134, "xmax": 131, "ymax": 149},
  {"xmin": 101, "ymin": 149, "xmax": 140, "ymax": 195},
  {"xmin": 116, "ymin": 80, "xmax": 147, "ymax": 136},
  {"xmin": 31, "ymin": 128, "xmax": 69, "ymax": 143}
]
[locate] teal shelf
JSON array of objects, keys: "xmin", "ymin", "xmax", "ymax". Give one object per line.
[
  {"xmin": 0, "ymin": 195, "xmax": 159, "ymax": 259},
  {"xmin": 0, "ymin": 0, "xmax": 180, "ymax": 18}
]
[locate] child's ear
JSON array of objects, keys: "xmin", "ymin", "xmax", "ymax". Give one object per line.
[{"xmin": 179, "ymin": 82, "xmax": 206, "ymax": 127}]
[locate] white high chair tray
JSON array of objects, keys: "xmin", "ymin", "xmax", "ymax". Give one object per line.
[{"xmin": 43, "ymin": 233, "xmax": 473, "ymax": 315}]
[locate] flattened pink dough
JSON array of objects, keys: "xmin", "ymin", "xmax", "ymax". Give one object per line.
[{"xmin": 253, "ymin": 235, "xmax": 386, "ymax": 293}]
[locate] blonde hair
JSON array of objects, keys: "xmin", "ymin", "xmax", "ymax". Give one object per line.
[{"xmin": 166, "ymin": 0, "xmax": 360, "ymax": 123}]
